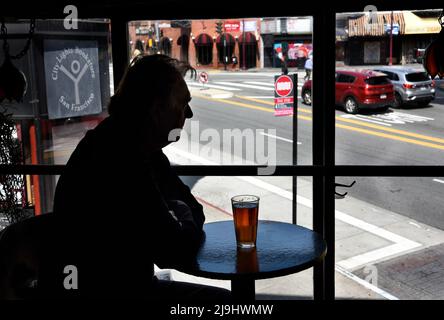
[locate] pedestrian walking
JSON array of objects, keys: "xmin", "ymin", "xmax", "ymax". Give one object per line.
[{"xmin": 304, "ymin": 55, "xmax": 313, "ymax": 81}]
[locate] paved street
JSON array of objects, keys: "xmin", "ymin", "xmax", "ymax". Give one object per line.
[{"xmin": 184, "ymin": 69, "xmax": 444, "ymax": 229}]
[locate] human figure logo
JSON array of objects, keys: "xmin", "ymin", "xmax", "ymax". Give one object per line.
[
  {"xmin": 50, "ymin": 47, "xmax": 96, "ymax": 113},
  {"xmin": 44, "ymin": 40, "xmax": 102, "ymax": 120}
]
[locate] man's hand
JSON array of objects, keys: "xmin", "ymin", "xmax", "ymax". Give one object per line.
[{"xmin": 167, "ymin": 200, "xmax": 195, "ymax": 226}]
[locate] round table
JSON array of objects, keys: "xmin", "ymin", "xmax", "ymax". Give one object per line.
[{"xmin": 182, "ymin": 220, "xmax": 327, "ymax": 300}]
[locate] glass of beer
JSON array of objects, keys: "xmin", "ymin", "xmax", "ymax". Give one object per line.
[{"xmin": 231, "ymin": 195, "xmax": 259, "ymax": 249}]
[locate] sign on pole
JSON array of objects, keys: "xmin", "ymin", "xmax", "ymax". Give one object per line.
[
  {"xmin": 199, "ymin": 71, "xmax": 209, "ymax": 90},
  {"xmin": 274, "ymin": 75, "xmax": 294, "ymax": 116}
]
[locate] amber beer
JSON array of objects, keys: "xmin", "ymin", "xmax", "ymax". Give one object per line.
[{"xmin": 231, "ymin": 195, "xmax": 259, "ymax": 249}]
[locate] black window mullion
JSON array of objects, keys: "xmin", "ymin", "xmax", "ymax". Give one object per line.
[
  {"xmin": 111, "ymin": 17, "xmax": 130, "ymax": 88},
  {"xmin": 312, "ymin": 9, "xmax": 337, "ymax": 301}
]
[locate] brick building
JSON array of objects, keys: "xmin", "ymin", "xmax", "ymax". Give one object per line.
[{"xmin": 128, "ymin": 18, "xmax": 261, "ymax": 70}]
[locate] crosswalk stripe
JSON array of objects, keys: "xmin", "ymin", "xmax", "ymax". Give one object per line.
[
  {"xmin": 244, "ymin": 81, "xmax": 275, "ymax": 87},
  {"xmin": 214, "ymin": 81, "xmax": 272, "ymax": 91},
  {"xmin": 186, "ymin": 82, "xmax": 241, "ymax": 91}
]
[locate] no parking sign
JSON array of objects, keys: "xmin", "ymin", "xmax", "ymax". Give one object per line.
[{"xmin": 199, "ymin": 72, "xmax": 209, "ymax": 84}]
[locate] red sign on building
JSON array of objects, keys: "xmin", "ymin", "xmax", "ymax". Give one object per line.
[{"xmin": 224, "ymin": 21, "xmax": 241, "ymax": 32}]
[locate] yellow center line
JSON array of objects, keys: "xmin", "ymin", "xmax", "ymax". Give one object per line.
[
  {"xmin": 194, "ymin": 94, "xmax": 444, "ymax": 151},
  {"xmin": 336, "ymin": 123, "xmax": 444, "ymax": 151},
  {"xmin": 337, "ymin": 117, "xmax": 444, "ymax": 144},
  {"xmin": 237, "ymin": 95, "xmax": 312, "ymax": 114},
  {"xmin": 235, "ymin": 95, "xmax": 444, "ymax": 145}
]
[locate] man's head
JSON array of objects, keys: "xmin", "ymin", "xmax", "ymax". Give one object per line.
[{"xmin": 108, "ymin": 54, "xmax": 196, "ymax": 150}]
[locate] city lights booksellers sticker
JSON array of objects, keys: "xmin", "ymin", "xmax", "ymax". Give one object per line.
[
  {"xmin": 274, "ymin": 75, "xmax": 294, "ymax": 116},
  {"xmin": 44, "ymin": 39, "xmax": 102, "ymax": 119}
]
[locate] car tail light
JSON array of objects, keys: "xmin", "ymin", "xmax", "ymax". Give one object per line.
[{"xmin": 403, "ymin": 83, "xmax": 414, "ymax": 89}]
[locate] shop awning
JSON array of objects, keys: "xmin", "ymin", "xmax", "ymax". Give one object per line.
[
  {"xmin": 348, "ymin": 12, "xmax": 405, "ymax": 37},
  {"xmin": 403, "ymin": 11, "xmax": 441, "ymax": 34},
  {"xmin": 238, "ymin": 32, "xmax": 256, "ymax": 43},
  {"xmin": 194, "ymin": 33, "xmax": 213, "ymax": 45},
  {"xmin": 216, "ymin": 33, "xmax": 235, "ymax": 45}
]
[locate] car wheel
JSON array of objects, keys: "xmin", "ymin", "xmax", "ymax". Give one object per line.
[
  {"xmin": 393, "ymin": 93, "xmax": 403, "ymax": 108},
  {"xmin": 344, "ymin": 97, "xmax": 358, "ymax": 114},
  {"xmin": 302, "ymin": 89, "xmax": 312, "ymax": 105}
]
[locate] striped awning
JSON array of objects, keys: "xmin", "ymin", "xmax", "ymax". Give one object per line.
[
  {"xmin": 403, "ymin": 11, "xmax": 441, "ymax": 34},
  {"xmin": 348, "ymin": 12, "xmax": 405, "ymax": 37},
  {"xmin": 238, "ymin": 32, "xmax": 257, "ymax": 43},
  {"xmin": 216, "ymin": 33, "xmax": 235, "ymax": 45},
  {"xmin": 194, "ymin": 33, "xmax": 213, "ymax": 45}
]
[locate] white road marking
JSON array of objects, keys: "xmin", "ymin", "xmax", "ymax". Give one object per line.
[
  {"xmin": 341, "ymin": 111, "xmax": 435, "ymax": 127},
  {"xmin": 259, "ymin": 132, "xmax": 302, "ymax": 145},
  {"xmin": 244, "ymin": 81, "xmax": 304, "ymax": 90},
  {"xmin": 341, "ymin": 114, "xmax": 393, "ymax": 127},
  {"xmin": 186, "ymin": 82, "xmax": 241, "ymax": 91},
  {"xmin": 244, "ymin": 81, "xmax": 275, "ymax": 87},
  {"xmin": 433, "ymin": 179, "xmax": 444, "ymax": 184},
  {"xmin": 214, "ymin": 81, "xmax": 273, "ymax": 91},
  {"xmin": 242, "ymin": 96, "xmax": 275, "ymax": 99},
  {"xmin": 335, "ymin": 265, "xmax": 399, "ymax": 300}
]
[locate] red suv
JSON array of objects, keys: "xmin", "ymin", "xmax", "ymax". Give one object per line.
[{"xmin": 301, "ymin": 69, "xmax": 395, "ymax": 114}]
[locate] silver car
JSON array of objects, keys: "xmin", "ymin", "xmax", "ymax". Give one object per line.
[{"xmin": 372, "ymin": 66, "xmax": 435, "ymax": 108}]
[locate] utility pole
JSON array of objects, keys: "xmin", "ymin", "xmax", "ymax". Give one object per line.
[
  {"xmin": 242, "ymin": 19, "xmax": 246, "ymax": 70},
  {"xmin": 223, "ymin": 23, "xmax": 227, "ymax": 70},
  {"xmin": 389, "ymin": 11, "xmax": 393, "ymax": 65}
]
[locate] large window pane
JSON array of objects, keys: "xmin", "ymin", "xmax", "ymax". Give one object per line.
[
  {"xmin": 335, "ymin": 9, "xmax": 444, "ymax": 166},
  {"xmin": 1, "ymin": 19, "xmax": 113, "ymax": 167},
  {"xmin": 335, "ymin": 177, "xmax": 444, "ymax": 299},
  {"xmin": 128, "ymin": 17, "xmax": 313, "ymax": 167}
]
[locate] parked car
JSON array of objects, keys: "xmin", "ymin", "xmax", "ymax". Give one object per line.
[
  {"xmin": 301, "ymin": 69, "xmax": 395, "ymax": 114},
  {"xmin": 371, "ymin": 66, "xmax": 435, "ymax": 107}
]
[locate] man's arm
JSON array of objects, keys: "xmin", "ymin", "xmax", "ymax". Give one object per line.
[{"xmin": 151, "ymin": 151, "xmax": 206, "ymax": 229}]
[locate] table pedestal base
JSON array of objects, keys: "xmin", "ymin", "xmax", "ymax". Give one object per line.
[{"xmin": 231, "ymin": 279, "xmax": 255, "ymax": 301}]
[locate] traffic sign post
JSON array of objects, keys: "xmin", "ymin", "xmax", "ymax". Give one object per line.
[
  {"xmin": 199, "ymin": 71, "xmax": 209, "ymax": 90},
  {"xmin": 274, "ymin": 74, "xmax": 294, "ymax": 116},
  {"xmin": 274, "ymin": 73, "xmax": 298, "ymax": 224}
]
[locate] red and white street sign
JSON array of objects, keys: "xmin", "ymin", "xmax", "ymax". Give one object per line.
[
  {"xmin": 275, "ymin": 75, "xmax": 293, "ymax": 97},
  {"xmin": 199, "ymin": 72, "xmax": 209, "ymax": 84},
  {"xmin": 274, "ymin": 74, "xmax": 295, "ymax": 116}
]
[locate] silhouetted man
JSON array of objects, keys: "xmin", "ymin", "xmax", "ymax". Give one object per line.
[{"xmin": 42, "ymin": 55, "xmax": 231, "ymax": 300}]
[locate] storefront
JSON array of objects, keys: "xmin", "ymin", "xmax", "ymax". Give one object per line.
[
  {"xmin": 346, "ymin": 12, "xmax": 404, "ymax": 65},
  {"xmin": 401, "ymin": 10, "xmax": 441, "ymax": 64},
  {"xmin": 261, "ymin": 17, "xmax": 312, "ymax": 69}
]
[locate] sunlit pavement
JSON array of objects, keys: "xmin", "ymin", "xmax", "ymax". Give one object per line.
[{"xmin": 160, "ymin": 139, "xmax": 444, "ymax": 300}]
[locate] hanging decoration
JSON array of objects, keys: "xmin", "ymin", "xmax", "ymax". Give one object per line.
[
  {"xmin": 0, "ymin": 18, "xmax": 35, "ymax": 103},
  {"xmin": 423, "ymin": 10, "xmax": 444, "ymax": 79}
]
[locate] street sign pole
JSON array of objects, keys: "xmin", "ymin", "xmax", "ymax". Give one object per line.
[
  {"xmin": 292, "ymin": 73, "xmax": 298, "ymax": 225},
  {"xmin": 389, "ymin": 11, "xmax": 393, "ymax": 66}
]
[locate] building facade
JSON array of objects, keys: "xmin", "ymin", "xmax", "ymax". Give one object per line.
[
  {"xmin": 340, "ymin": 10, "xmax": 441, "ymax": 66},
  {"xmin": 128, "ymin": 17, "xmax": 314, "ymax": 70}
]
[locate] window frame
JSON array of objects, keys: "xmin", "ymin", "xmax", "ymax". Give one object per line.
[{"xmin": 1, "ymin": 4, "xmax": 442, "ymax": 301}]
